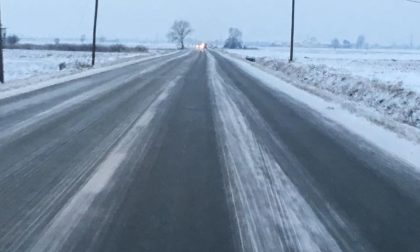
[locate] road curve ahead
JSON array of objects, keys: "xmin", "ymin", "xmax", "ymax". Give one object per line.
[{"xmin": 0, "ymin": 50, "xmax": 419, "ymax": 252}]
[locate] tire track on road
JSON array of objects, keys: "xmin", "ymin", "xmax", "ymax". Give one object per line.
[
  {"xmin": 212, "ymin": 50, "xmax": 420, "ymax": 252},
  {"xmin": 208, "ymin": 52, "xmax": 344, "ymax": 252},
  {"xmin": 29, "ymin": 75, "xmax": 183, "ymax": 252},
  {"xmin": 0, "ymin": 52, "xmax": 194, "ymax": 252},
  {"xmin": 85, "ymin": 52, "xmax": 237, "ymax": 252}
]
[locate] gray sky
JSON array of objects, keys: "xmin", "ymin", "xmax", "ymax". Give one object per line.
[{"xmin": 2, "ymin": 0, "xmax": 420, "ymax": 45}]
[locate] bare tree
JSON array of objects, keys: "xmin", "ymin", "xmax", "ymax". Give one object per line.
[
  {"xmin": 54, "ymin": 38, "xmax": 60, "ymax": 45},
  {"xmin": 342, "ymin": 39, "xmax": 352, "ymax": 49},
  {"xmin": 224, "ymin": 28, "xmax": 243, "ymax": 49},
  {"xmin": 356, "ymin": 35, "xmax": 366, "ymax": 49},
  {"xmin": 167, "ymin": 20, "xmax": 193, "ymax": 49},
  {"xmin": 331, "ymin": 38, "xmax": 340, "ymax": 49}
]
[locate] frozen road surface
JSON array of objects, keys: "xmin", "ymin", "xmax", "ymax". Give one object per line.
[{"xmin": 1, "ymin": 50, "xmax": 420, "ymax": 252}]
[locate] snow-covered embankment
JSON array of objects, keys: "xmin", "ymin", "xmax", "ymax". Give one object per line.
[{"xmin": 226, "ymin": 50, "xmax": 420, "ymax": 143}]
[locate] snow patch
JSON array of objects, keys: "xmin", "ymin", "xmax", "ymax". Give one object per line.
[
  {"xmin": 231, "ymin": 50, "xmax": 420, "ymax": 130},
  {"xmin": 0, "ymin": 50, "xmax": 178, "ymax": 100},
  {"xmin": 30, "ymin": 76, "xmax": 182, "ymax": 252},
  {"xmin": 227, "ymin": 47, "xmax": 420, "ymax": 93},
  {"xmin": 0, "ymin": 52, "xmax": 188, "ymax": 144},
  {"xmin": 208, "ymin": 53, "xmax": 342, "ymax": 252},
  {"xmin": 218, "ymin": 51, "xmax": 420, "ymax": 171}
]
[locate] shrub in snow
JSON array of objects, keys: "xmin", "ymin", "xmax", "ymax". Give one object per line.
[
  {"xmin": 245, "ymin": 56, "xmax": 256, "ymax": 62},
  {"xmin": 254, "ymin": 57, "xmax": 420, "ymax": 129},
  {"xmin": 6, "ymin": 35, "xmax": 20, "ymax": 46},
  {"xmin": 5, "ymin": 43, "xmax": 148, "ymax": 53},
  {"xmin": 59, "ymin": 63, "xmax": 67, "ymax": 71},
  {"xmin": 75, "ymin": 61, "xmax": 91, "ymax": 70}
]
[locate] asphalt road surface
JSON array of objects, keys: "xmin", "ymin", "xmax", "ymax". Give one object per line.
[{"xmin": 1, "ymin": 50, "xmax": 420, "ymax": 252}]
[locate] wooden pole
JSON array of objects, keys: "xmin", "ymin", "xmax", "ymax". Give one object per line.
[
  {"xmin": 92, "ymin": 0, "xmax": 99, "ymax": 66},
  {"xmin": 0, "ymin": 3, "xmax": 4, "ymax": 83},
  {"xmin": 289, "ymin": 0, "xmax": 295, "ymax": 62}
]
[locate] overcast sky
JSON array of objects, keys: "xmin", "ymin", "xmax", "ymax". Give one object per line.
[{"xmin": 2, "ymin": 0, "xmax": 420, "ymax": 45}]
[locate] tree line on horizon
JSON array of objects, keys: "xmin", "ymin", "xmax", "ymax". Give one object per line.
[{"xmin": 6, "ymin": 24, "xmax": 410, "ymax": 51}]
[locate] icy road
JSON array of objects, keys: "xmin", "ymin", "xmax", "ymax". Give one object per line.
[{"xmin": 0, "ymin": 50, "xmax": 420, "ymax": 252}]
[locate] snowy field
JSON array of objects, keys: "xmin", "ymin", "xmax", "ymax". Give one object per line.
[
  {"xmin": 225, "ymin": 47, "xmax": 420, "ymax": 137},
  {"xmin": 20, "ymin": 38, "xmax": 178, "ymax": 50},
  {"xmin": 228, "ymin": 47, "xmax": 420, "ymax": 92},
  {"xmin": 3, "ymin": 49, "xmax": 161, "ymax": 82}
]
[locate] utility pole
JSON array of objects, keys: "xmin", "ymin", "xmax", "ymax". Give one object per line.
[
  {"xmin": 289, "ymin": 0, "xmax": 295, "ymax": 62},
  {"xmin": 410, "ymin": 34, "xmax": 413, "ymax": 49},
  {"xmin": 92, "ymin": 0, "xmax": 99, "ymax": 66},
  {"xmin": 0, "ymin": 3, "xmax": 4, "ymax": 83}
]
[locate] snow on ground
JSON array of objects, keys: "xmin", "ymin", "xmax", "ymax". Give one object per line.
[
  {"xmin": 208, "ymin": 53, "xmax": 344, "ymax": 251},
  {"xmin": 3, "ymin": 49, "xmax": 163, "ymax": 82},
  {"xmin": 228, "ymin": 47, "xmax": 420, "ymax": 92},
  {"xmin": 0, "ymin": 49, "xmax": 177, "ymax": 99},
  {"xmin": 218, "ymin": 51, "xmax": 420, "ymax": 171},
  {"xmin": 138, "ymin": 42, "xmax": 178, "ymax": 49},
  {"xmin": 225, "ymin": 47, "xmax": 420, "ymax": 131}
]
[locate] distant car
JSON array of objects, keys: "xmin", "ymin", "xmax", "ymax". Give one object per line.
[{"xmin": 195, "ymin": 43, "xmax": 208, "ymax": 51}]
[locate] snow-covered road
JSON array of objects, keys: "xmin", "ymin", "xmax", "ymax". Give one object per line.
[{"xmin": 0, "ymin": 49, "xmax": 419, "ymax": 252}]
